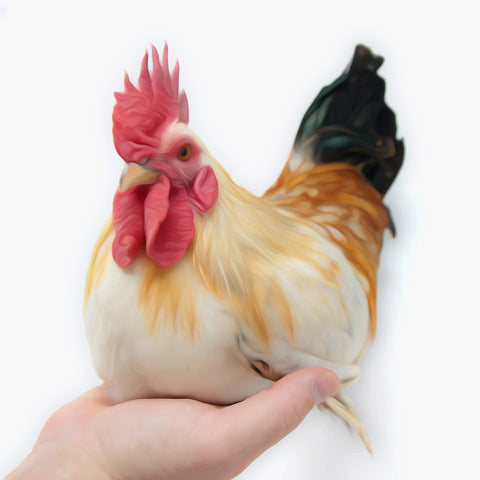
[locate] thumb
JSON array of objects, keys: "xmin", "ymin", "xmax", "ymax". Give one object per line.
[{"xmin": 220, "ymin": 367, "xmax": 339, "ymax": 465}]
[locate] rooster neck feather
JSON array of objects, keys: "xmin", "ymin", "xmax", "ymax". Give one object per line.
[{"xmin": 192, "ymin": 165, "xmax": 342, "ymax": 346}]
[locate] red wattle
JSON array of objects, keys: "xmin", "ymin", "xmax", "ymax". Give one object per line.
[
  {"xmin": 112, "ymin": 186, "xmax": 147, "ymax": 267},
  {"xmin": 145, "ymin": 183, "xmax": 195, "ymax": 266},
  {"xmin": 144, "ymin": 175, "xmax": 170, "ymax": 241}
]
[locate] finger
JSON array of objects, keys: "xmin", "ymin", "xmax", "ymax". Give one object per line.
[{"xmin": 217, "ymin": 367, "xmax": 339, "ymax": 467}]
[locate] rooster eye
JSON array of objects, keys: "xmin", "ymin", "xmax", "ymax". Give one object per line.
[{"xmin": 177, "ymin": 145, "xmax": 192, "ymax": 161}]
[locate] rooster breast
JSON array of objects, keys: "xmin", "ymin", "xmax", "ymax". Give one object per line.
[{"xmin": 84, "ymin": 222, "xmax": 280, "ymax": 404}]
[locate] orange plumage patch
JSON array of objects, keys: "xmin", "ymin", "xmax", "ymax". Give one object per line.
[
  {"xmin": 265, "ymin": 162, "xmax": 391, "ymax": 337},
  {"xmin": 137, "ymin": 253, "xmax": 198, "ymax": 338},
  {"xmin": 84, "ymin": 218, "xmax": 113, "ymax": 309}
]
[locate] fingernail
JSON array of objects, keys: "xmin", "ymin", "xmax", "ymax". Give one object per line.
[{"xmin": 313, "ymin": 372, "xmax": 339, "ymax": 404}]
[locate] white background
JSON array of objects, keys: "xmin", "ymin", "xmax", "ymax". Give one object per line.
[{"xmin": 1, "ymin": 1, "xmax": 479, "ymax": 478}]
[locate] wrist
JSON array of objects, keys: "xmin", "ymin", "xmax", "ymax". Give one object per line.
[{"xmin": 5, "ymin": 442, "xmax": 111, "ymax": 480}]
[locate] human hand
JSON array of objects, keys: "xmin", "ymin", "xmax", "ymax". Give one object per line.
[{"xmin": 6, "ymin": 367, "xmax": 338, "ymax": 480}]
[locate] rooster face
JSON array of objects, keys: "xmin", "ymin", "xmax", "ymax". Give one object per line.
[
  {"xmin": 110, "ymin": 47, "xmax": 218, "ymax": 269},
  {"xmin": 118, "ymin": 123, "xmax": 209, "ymax": 192}
]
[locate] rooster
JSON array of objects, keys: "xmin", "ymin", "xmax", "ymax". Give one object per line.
[{"xmin": 84, "ymin": 44, "xmax": 403, "ymax": 451}]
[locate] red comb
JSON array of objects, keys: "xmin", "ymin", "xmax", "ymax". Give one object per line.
[{"xmin": 112, "ymin": 45, "xmax": 189, "ymax": 163}]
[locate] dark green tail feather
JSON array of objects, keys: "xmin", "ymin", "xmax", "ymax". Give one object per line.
[{"xmin": 294, "ymin": 45, "xmax": 404, "ymax": 195}]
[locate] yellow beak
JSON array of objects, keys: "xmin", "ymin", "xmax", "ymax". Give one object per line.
[{"xmin": 118, "ymin": 163, "xmax": 160, "ymax": 191}]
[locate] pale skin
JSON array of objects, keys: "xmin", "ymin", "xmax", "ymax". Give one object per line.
[{"xmin": 5, "ymin": 368, "xmax": 338, "ymax": 480}]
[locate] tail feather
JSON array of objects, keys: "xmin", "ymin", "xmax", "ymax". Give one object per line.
[
  {"xmin": 322, "ymin": 395, "xmax": 373, "ymax": 454},
  {"xmin": 293, "ymin": 45, "xmax": 404, "ymax": 195}
]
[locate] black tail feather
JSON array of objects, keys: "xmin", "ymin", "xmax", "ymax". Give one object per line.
[{"xmin": 294, "ymin": 45, "xmax": 404, "ymax": 195}]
